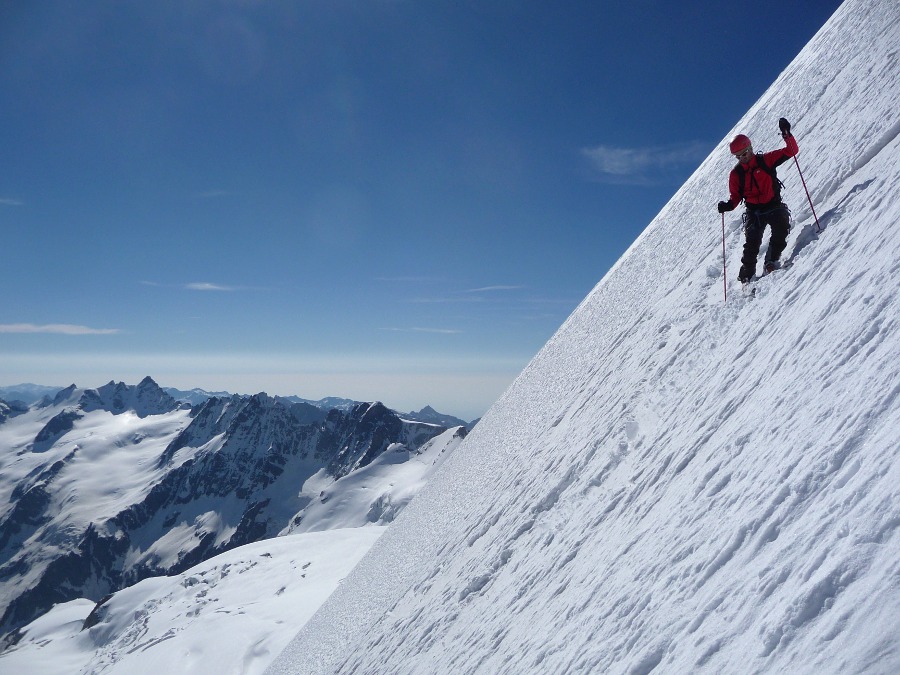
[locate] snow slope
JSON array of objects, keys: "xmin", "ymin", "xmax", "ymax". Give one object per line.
[
  {"xmin": 0, "ymin": 528, "xmax": 382, "ymax": 675},
  {"xmin": 267, "ymin": 1, "xmax": 900, "ymax": 673},
  {"xmin": 282, "ymin": 426, "xmax": 467, "ymax": 534}
]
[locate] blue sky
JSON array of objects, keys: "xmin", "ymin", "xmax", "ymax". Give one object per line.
[{"xmin": 1, "ymin": 1, "xmax": 842, "ymax": 420}]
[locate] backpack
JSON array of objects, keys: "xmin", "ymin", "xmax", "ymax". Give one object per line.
[{"xmin": 735, "ymin": 152, "xmax": 789, "ymax": 202}]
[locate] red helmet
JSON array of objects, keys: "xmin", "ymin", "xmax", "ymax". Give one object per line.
[{"xmin": 729, "ymin": 134, "xmax": 752, "ymax": 154}]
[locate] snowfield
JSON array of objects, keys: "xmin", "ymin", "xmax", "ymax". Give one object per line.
[
  {"xmin": 266, "ymin": 1, "xmax": 900, "ymax": 673},
  {"xmin": 282, "ymin": 427, "xmax": 465, "ymax": 534},
  {"xmin": 0, "ymin": 528, "xmax": 382, "ymax": 675}
]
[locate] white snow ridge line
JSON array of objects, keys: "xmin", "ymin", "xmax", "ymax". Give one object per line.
[{"xmin": 267, "ymin": 1, "xmax": 900, "ymax": 673}]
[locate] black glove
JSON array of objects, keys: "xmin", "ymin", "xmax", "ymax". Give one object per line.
[
  {"xmin": 779, "ymin": 117, "xmax": 791, "ymax": 136},
  {"xmin": 717, "ymin": 200, "xmax": 732, "ymax": 214}
]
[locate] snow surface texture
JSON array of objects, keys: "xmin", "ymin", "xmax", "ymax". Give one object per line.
[
  {"xmin": 0, "ymin": 529, "xmax": 382, "ymax": 675},
  {"xmin": 267, "ymin": 1, "xmax": 900, "ymax": 673}
]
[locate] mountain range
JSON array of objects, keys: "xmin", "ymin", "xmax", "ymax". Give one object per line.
[
  {"xmin": 0, "ymin": 376, "xmax": 467, "ymax": 647},
  {"xmin": 0, "ymin": 383, "xmax": 475, "ymax": 429}
]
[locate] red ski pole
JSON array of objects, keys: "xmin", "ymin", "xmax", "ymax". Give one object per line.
[
  {"xmin": 721, "ymin": 212, "xmax": 727, "ymax": 304},
  {"xmin": 793, "ymin": 155, "xmax": 822, "ymax": 233}
]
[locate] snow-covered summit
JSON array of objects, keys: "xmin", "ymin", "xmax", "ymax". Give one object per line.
[{"xmin": 267, "ymin": 1, "xmax": 900, "ymax": 673}]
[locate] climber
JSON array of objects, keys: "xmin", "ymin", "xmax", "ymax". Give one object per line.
[{"xmin": 718, "ymin": 118, "xmax": 798, "ymax": 283}]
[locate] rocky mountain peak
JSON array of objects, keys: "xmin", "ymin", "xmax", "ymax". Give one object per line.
[{"xmin": 79, "ymin": 377, "xmax": 179, "ymax": 418}]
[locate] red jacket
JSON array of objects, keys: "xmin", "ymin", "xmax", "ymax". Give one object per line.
[{"xmin": 727, "ymin": 134, "xmax": 799, "ymax": 208}]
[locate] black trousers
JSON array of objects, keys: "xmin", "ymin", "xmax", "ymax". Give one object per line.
[{"xmin": 740, "ymin": 203, "xmax": 791, "ymax": 281}]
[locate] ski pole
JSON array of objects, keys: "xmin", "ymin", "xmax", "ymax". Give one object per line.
[
  {"xmin": 721, "ymin": 212, "xmax": 727, "ymax": 304},
  {"xmin": 792, "ymin": 155, "xmax": 822, "ymax": 233}
]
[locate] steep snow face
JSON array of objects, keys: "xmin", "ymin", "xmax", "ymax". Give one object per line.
[{"xmin": 267, "ymin": 1, "xmax": 900, "ymax": 673}]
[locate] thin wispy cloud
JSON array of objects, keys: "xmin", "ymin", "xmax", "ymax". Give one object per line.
[
  {"xmin": 376, "ymin": 276, "xmax": 448, "ymax": 284},
  {"xmin": 414, "ymin": 327, "xmax": 462, "ymax": 334},
  {"xmin": 142, "ymin": 280, "xmax": 264, "ymax": 292},
  {"xmin": 185, "ymin": 282, "xmax": 238, "ymax": 292},
  {"xmin": 195, "ymin": 190, "xmax": 231, "ymax": 199},
  {"xmin": 0, "ymin": 323, "xmax": 120, "ymax": 335},
  {"xmin": 381, "ymin": 327, "xmax": 463, "ymax": 334},
  {"xmin": 582, "ymin": 141, "xmax": 710, "ymax": 184},
  {"xmin": 0, "ymin": 198, "xmax": 24, "ymax": 206},
  {"xmin": 465, "ymin": 285, "xmax": 525, "ymax": 293},
  {"xmin": 407, "ymin": 295, "xmax": 486, "ymax": 305},
  {"xmin": 409, "ymin": 284, "xmax": 526, "ymax": 304}
]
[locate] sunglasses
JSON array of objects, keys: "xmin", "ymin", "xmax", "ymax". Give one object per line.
[{"xmin": 734, "ymin": 148, "xmax": 752, "ymax": 159}]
